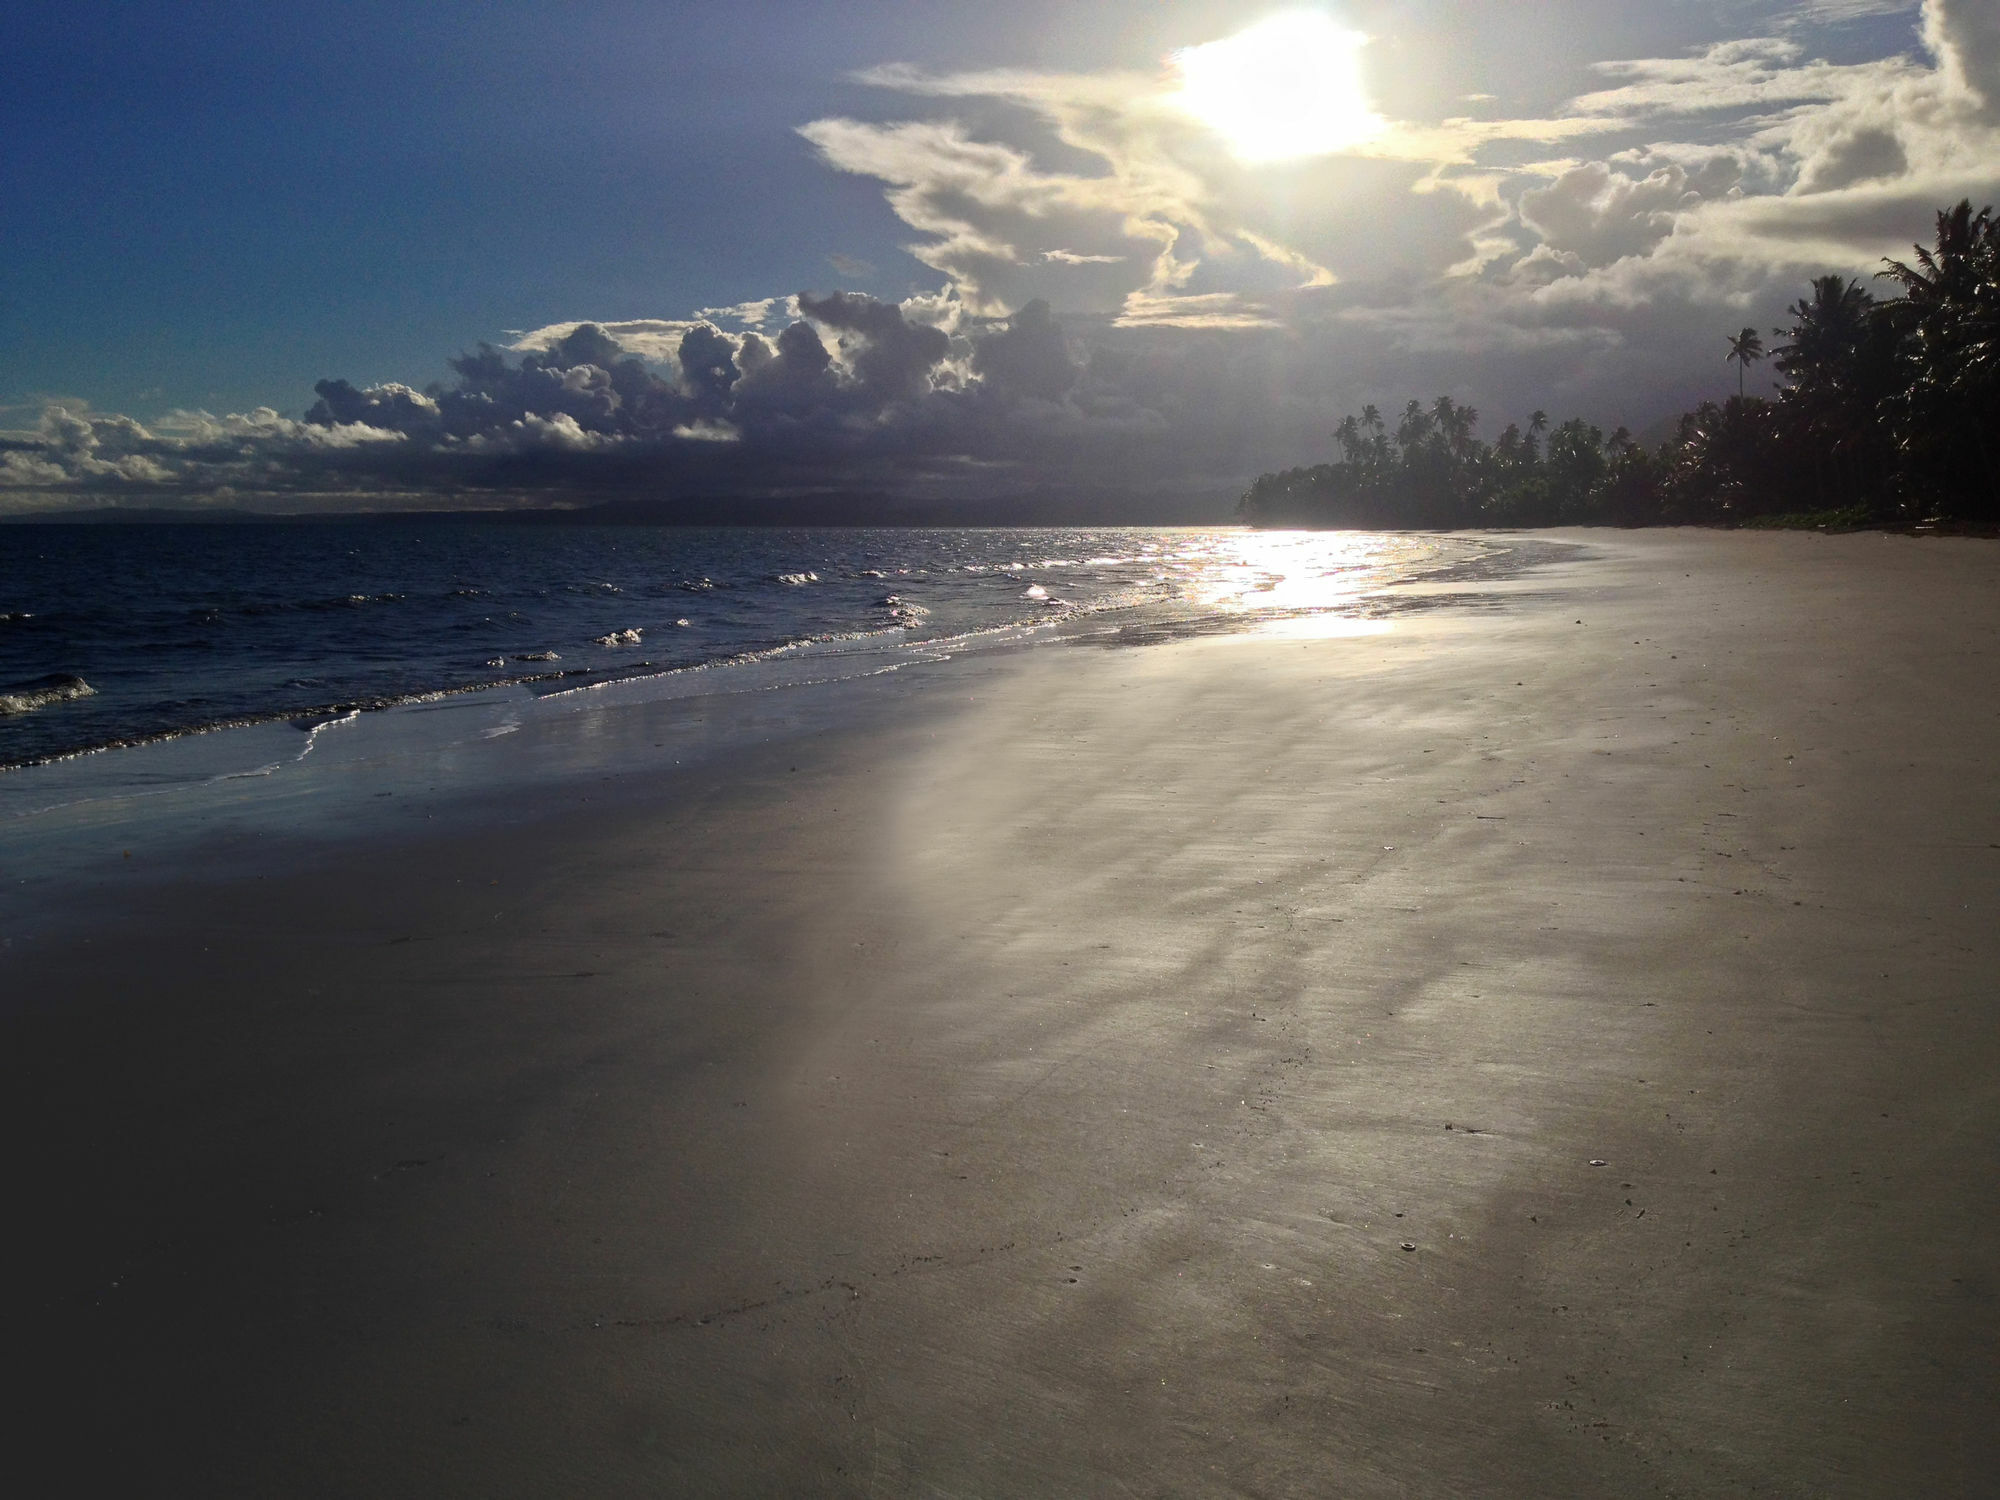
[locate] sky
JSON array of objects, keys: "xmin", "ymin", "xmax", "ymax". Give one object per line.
[{"xmin": 3, "ymin": 0, "xmax": 1996, "ymax": 512}]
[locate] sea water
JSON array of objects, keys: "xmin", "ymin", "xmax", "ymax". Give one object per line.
[
  {"xmin": 0, "ymin": 523, "xmax": 1545, "ymax": 770},
  {"xmin": 0, "ymin": 524, "xmax": 1567, "ymax": 903}
]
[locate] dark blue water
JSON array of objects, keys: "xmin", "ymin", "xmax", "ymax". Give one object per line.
[{"xmin": 0, "ymin": 523, "xmax": 1491, "ymax": 768}]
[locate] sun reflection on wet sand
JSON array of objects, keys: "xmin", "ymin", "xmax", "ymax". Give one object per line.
[{"xmin": 1250, "ymin": 614, "xmax": 1394, "ymax": 641}]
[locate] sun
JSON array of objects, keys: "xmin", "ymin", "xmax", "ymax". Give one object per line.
[{"xmin": 1171, "ymin": 11, "xmax": 1385, "ymax": 164}]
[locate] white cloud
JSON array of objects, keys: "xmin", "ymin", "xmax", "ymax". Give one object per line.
[
  {"xmin": 1519, "ymin": 158, "xmax": 1743, "ymax": 271},
  {"xmin": 1115, "ymin": 292, "xmax": 1281, "ymax": 330},
  {"xmin": 671, "ymin": 418, "xmax": 740, "ymax": 443},
  {"xmin": 1796, "ymin": 0, "xmax": 1919, "ymax": 19},
  {"xmin": 510, "ymin": 319, "xmax": 698, "ymax": 363},
  {"xmin": 788, "ymin": 0, "xmax": 1988, "ymax": 346},
  {"xmin": 461, "ymin": 412, "xmax": 611, "ymax": 453},
  {"xmin": 1924, "ymin": 0, "xmax": 2000, "ymax": 114},
  {"xmin": 696, "ymin": 299, "xmax": 782, "ymax": 330}
]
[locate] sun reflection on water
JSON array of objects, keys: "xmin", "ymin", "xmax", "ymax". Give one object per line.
[{"xmin": 1179, "ymin": 529, "xmax": 1427, "ymax": 617}]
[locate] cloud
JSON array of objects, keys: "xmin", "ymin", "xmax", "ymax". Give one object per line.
[
  {"xmin": 6, "ymin": 0, "xmax": 1998, "ymax": 516},
  {"xmin": 797, "ymin": 115, "xmax": 1184, "ymax": 320},
  {"xmin": 1518, "ymin": 157, "xmax": 1747, "ymax": 272},
  {"xmin": 969, "ymin": 299, "xmax": 1078, "ymax": 400},
  {"xmin": 510, "ymin": 318, "xmax": 702, "ymax": 363},
  {"xmin": 795, "ymin": 290, "xmax": 952, "ymax": 402},
  {"xmin": 1925, "ymin": 0, "xmax": 2000, "ymax": 115},
  {"xmin": 0, "ymin": 401, "xmax": 410, "ymax": 497},
  {"xmin": 1796, "ymin": 0, "xmax": 1919, "ymax": 19}
]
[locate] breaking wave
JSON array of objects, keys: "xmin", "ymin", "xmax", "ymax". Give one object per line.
[{"xmin": 0, "ymin": 673, "xmax": 96, "ymax": 717}]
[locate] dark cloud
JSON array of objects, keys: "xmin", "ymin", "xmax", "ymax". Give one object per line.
[
  {"xmin": 796, "ymin": 290, "xmax": 951, "ymax": 402},
  {"xmin": 5, "ymin": 297, "xmax": 1235, "ymax": 508},
  {"xmin": 305, "ymin": 380, "xmax": 443, "ymax": 435},
  {"xmin": 971, "ymin": 300, "xmax": 1078, "ymax": 401},
  {"xmin": 676, "ymin": 323, "xmax": 741, "ymax": 410},
  {"xmin": 734, "ymin": 319, "xmax": 838, "ymax": 413}
]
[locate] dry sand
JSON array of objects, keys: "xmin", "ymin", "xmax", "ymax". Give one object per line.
[{"xmin": 4, "ymin": 529, "xmax": 1998, "ymax": 1496}]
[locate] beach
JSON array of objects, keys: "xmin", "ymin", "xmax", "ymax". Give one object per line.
[{"xmin": 5, "ymin": 528, "xmax": 1997, "ymax": 1495}]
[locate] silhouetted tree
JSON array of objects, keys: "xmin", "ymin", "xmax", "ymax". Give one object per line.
[
  {"xmin": 1879, "ymin": 200, "xmax": 2000, "ymax": 520},
  {"xmin": 1765, "ymin": 276, "xmax": 1897, "ymax": 512},
  {"xmin": 1241, "ymin": 200, "xmax": 1998, "ymax": 531},
  {"xmin": 1725, "ymin": 327, "xmax": 1765, "ymax": 399}
]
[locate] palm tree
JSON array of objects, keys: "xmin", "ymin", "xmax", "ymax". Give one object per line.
[
  {"xmin": 1877, "ymin": 200, "xmax": 2000, "ymax": 514},
  {"xmin": 1767, "ymin": 274, "xmax": 1907, "ymax": 515},
  {"xmin": 1725, "ymin": 327, "xmax": 1764, "ymax": 398},
  {"xmin": 1880, "ymin": 199, "xmax": 1994, "ymax": 308},
  {"xmin": 1772, "ymin": 278, "xmax": 1874, "ymax": 397}
]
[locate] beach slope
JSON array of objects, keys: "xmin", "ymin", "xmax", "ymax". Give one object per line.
[{"xmin": 5, "ymin": 530, "xmax": 1997, "ymax": 1496}]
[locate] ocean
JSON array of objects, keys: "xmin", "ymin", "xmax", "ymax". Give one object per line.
[{"xmin": 0, "ymin": 523, "xmax": 1540, "ymax": 772}]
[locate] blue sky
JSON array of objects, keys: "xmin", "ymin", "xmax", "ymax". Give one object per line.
[{"xmin": 3, "ymin": 0, "xmax": 1989, "ymax": 508}]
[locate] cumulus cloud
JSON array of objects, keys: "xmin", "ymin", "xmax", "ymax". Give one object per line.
[
  {"xmin": 3, "ymin": 293, "xmax": 1157, "ymax": 506},
  {"xmin": 795, "ymin": 291, "xmax": 952, "ymax": 402},
  {"xmin": 1518, "ymin": 158, "xmax": 1744, "ymax": 273},
  {"xmin": 970, "ymin": 300, "xmax": 1078, "ymax": 401}
]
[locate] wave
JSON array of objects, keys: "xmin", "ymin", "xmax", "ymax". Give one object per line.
[
  {"xmin": 878, "ymin": 595, "xmax": 931, "ymax": 626},
  {"xmin": 0, "ymin": 673, "xmax": 96, "ymax": 717},
  {"xmin": 593, "ymin": 628, "xmax": 643, "ymax": 646},
  {"xmin": 291, "ymin": 708, "xmax": 361, "ymax": 760},
  {"xmin": 774, "ymin": 571, "xmax": 820, "ymax": 585}
]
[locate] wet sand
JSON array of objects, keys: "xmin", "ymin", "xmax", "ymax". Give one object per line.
[{"xmin": 5, "ymin": 529, "xmax": 1998, "ymax": 1496}]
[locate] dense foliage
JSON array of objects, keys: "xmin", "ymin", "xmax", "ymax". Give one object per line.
[{"xmin": 1241, "ymin": 201, "xmax": 2000, "ymax": 529}]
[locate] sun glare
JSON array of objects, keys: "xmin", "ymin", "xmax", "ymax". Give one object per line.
[{"xmin": 1171, "ymin": 11, "xmax": 1384, "ymax": 164}]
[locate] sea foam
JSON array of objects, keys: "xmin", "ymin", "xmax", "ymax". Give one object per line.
[{"xmin": 0, "ymin": 674, "xmax": 96, "ymax": 717}]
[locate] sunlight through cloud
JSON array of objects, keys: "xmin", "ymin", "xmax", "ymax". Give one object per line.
[{"xmin": 1171, "ymin": 11, "xmax": 1386, "ymax": 163}]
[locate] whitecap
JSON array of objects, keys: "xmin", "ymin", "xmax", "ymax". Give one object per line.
[
  {"xmin": 0, "ymin": 673, "xmax": 96, "ymax": 717},
  {"xmin": 593, "ymin": 628, "xmax": 643, "ymax": 647}
]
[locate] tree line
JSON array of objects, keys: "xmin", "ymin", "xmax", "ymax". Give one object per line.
[{"xmin": 1239, "ymin": 201, "xmax": 1999, "ymax": 530}]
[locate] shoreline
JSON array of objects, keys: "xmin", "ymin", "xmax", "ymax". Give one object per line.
[
  {"xmin": 0, "ymin": 527, "xmax": 1549, "ymax": 775},
  {"xmin": 5, "ymin": 529, "xmax": 1998, "ymax": 1494},
  {"xmin": 0, "ymin": 532, "xmax": 1567, "ymax": 933}
]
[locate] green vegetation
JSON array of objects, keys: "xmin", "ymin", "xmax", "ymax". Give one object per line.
[{"xmin": 1241, "ymin": 201, "xmax": 2000, "ymax": 530}]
